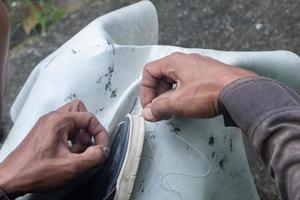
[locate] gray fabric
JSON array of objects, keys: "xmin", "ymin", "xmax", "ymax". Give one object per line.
[{"xmin": 219, "ymin": 76, "xmax": 300, "ymax": 200}]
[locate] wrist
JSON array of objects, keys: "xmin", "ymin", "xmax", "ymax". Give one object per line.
[
  {"xmin": 219, "ymin": 67, "xmax": 257, "ymax": 89},
  {"xmin": 0, "ymin": 164, "xmax": 22, "ymax": 199},
  {"xmin": 215, "ymin": 67, "xmax": 257, "ymax": 113}
]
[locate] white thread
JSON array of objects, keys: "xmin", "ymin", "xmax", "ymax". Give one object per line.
[
  {"xmin": 161, "ymin": 176, "xmax": 184, "ymax": 200},
  {"xmin": 160, "ymin": 131, "xmax": 211, "ymax": 200}
]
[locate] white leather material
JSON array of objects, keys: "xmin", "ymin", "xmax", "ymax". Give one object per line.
[{"xmin": 2, "ymin": 1, "xmax": 300, "ymax": 199}]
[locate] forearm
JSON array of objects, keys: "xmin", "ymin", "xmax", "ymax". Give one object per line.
[{"xmin": 219, "ymin": 76, "xmax": 300, "ymax": 200}]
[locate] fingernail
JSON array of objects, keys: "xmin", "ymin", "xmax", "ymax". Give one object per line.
[
  {"xmin": 102, "ymin": 146, "xmax": 110, "ymax": 159},
  {"xmin": 142, "ymin": 108, "xmax": 155, "ymax": 121}
]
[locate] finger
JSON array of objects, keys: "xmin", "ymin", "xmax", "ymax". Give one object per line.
[
  {"xmin": 141, "ymin": 54, "xmax": 180, "ymax": 107},
  {"xmin": 74, "ymin": 145, "xmax": 109, "ymax": 171},
  {"xmin": 70, "ymin": 142, "xmax": 86, "ymax": 153},
  {"xmin": 141, "ymin": 78, "xmax": 173, "ymax": 109},
  {"xmin": 57, "ymin": 100, "xmax": 88, "ymax": 112},
  {"xmin": 78, "ymin": 130, "xmax": 93, "ymax": 145},
  {"xmin": 142, "ymin": 96, "xmax": 174, "ymax": 121},
  {"xmin": 70, "ymin": 130, "xmax": 92, "ymax": 153},
  {"xmin": 64, "ymin": 112, "xmax": 109, "ymax": 148},
  {"xmin": 157, "ymin": 78, "xmax": 173, "ymax": 95}
]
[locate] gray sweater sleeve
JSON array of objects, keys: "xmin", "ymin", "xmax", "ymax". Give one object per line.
[{"xmin": 219, "ymin": 76, "xmax": 300, "ymax": 200}]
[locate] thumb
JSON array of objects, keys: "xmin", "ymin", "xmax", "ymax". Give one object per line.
[
  {"xmin": 74, "ymin": 145, "xmax": 109, "ymax": 172},
  {"xmin": 142, "ymin": 97, "xmax": 173, "ymax": 121}
]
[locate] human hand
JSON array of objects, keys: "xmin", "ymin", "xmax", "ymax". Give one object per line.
[
  {"xmin": 0, "ymin": 100, "xmax": 109, "ymax": 198},
  {"xmin": 140, "ymin": 52, "xmax": 256, "ymax": 121}
]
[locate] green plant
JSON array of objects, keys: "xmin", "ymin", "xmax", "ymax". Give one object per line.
[
  {"xmin": 4, "ymin": 0, "xmax": 66, "ymax": 35},
  {"xmin": 24, "ymin": 0, "xmax": 66, "ymax": 34}
]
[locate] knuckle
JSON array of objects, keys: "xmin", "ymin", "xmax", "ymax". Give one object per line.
[
  {"xmin": 190, "ymin": 53, "xmax": 206, "ymax": 61},
  {"xmin": 142, "ymin": 65, "xmax": 154, "ymax": 85},
  {"xmin": 72, "ymin": 99, "xmax": 84, "ymax": 107},
  {"xmin": 90, "ymin": 113, "xmax": 101, "ymax": 127},
  {"xmin": 72, "ymin": 99, "xmax": 83, "ymax": 104},
  {"xmin": 74, "ymin": 99, "xmax": 86, "ymax": 111},
  {"xmin": 170, "ymin": 52, "xmax": 186, "ymax": 59},
  {"xmin": 86, "ymin": 112, "xmax": 96, "ymax": 119},
  {"xmin": 84, "ymin": 112, "xmax": 98, "ymax": 125},
  {"xmin": 144, "ymin": 62, "xmax": 154, "ymax": 72}
]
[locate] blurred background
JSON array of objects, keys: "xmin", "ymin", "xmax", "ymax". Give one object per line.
[
  {"xmin": 2, "ymin": 0, "xmax": 300, "ymax": 199},
  {"xmin": 3, "ymin": 0, "xmax": 91, "ymax": 47}
]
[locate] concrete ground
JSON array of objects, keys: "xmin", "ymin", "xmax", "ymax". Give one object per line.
[{"xmin": 3, "ymin": 0, "xmax": 300, "ymax": 199}]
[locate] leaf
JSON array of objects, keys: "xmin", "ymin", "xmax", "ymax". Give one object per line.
[{"xmin": 23, "ymin": 1, "xmax": 42, "ymax": 34}]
